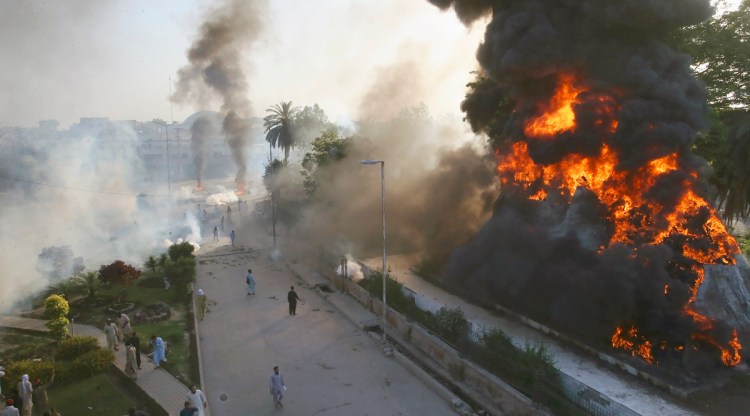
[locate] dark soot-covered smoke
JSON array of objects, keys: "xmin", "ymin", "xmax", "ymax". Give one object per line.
[
  {"xmin": 432, "ymin": 0, "xmax": 744, "ymax": 368},
  {"xmin": 173, "ymin": 0, "xmax": 266, "ymax": 191},
  {"xmin": 190, "ymin": 115, "xmax": 215, "ymax": 187}
]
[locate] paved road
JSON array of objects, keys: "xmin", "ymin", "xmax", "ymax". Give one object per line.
[{"xmin": 195, "ymin": 220, "xmax": 456, "ymax": 416}]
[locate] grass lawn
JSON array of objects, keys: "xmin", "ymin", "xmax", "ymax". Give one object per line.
[
  {"xmin": 137, "ymin": 320, "xmax": 199, "ymax": 386},
  {"xmin": 47, "ymin": 371, "xmax": 165, "ymax": 416},
  {"xmin": 0, "ymin": 328, "xmax": 57, "ymax": 361},
  {"xmin": 27, "ymin": 277, "xmax": 201, "ymax": 389}
]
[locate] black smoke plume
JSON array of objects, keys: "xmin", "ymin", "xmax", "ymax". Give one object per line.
[
  {"xmin": 173, "ymin": 0, "xmax": 267, "ymax": 191},
  {"xmin": 432, "ymin": 0, "xmax": 743, "ymax": 371}
]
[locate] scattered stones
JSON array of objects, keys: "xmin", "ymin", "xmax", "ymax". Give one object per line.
[
  {"xmin": 105, "ymin": 302, "xmax": 135, "ymax": 315},
  {"xmin": 133, "ymin": 302, "xmax": 171, "ymax": 323}
]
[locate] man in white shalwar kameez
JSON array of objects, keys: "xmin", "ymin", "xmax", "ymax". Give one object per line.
[
  {"xmin": 17, "ymin": 375, "xmax": 32, "ymax": 416},
  {"xmin": 186, "ymin": 385, "xmax": 207, "ymax": 416},
  {"xmin": 268, "ymin": 366, "xmax": 285, "ymax": 409}
]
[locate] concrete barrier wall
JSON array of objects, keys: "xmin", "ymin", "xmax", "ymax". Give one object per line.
[{"xmin": 329, "ymin": 274, "xmax": 535, "ymax": 414}]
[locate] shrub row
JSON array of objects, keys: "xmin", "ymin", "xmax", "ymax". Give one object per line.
[
  {"xmin": 357, "ymin": 273, "xmax": 569, "ymax": 414},
  {"xmin": 1, "ymin": 336, "xmax": 114, "ymax": 393}
]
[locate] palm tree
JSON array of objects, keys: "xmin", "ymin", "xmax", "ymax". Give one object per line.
[
  {"xmin": 263, "ymin": 101, "xmax": 300, "ymax": 162},
  {"xmin": 46, "ymin": 277, "xmax": 84, "ymax": 300},
  {"xmin": 76, "ymin": 271, "xmax": 99, "ymax": 300}
]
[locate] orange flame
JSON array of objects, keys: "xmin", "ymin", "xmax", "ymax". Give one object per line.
[
  {"xmin": 502, "ymin": 73, "xmax": 743, "ymax": 366},
  {"xmin": 235, "ymin": 179, "xmax": 245, "ymax": 195},
  {"xmin": 524, "ymin": 74, "xmax": 582, "ymax": 137},
  {"xmin": 611, "ymin": 326, "xmax": 655, "ymax": 364}
]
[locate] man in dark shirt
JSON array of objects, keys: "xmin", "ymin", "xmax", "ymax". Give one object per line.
[
  {"xmin": 179, "ymin": 401, "xmax": 198, "ymax": 416},
  {"xmin": 287, "ymin": 286, "xmax": 301, "ymax": 315}
]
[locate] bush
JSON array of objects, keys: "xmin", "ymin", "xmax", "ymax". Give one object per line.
[
  {"xmin": 99, "ymin": 260, "xmax": 141, "ymax": 286},
  {"xmin": 55, "ymin": 336, "xmax": 99, "ymax": 361},
  {"xmin": 137, "ymin": 272, "xmax": 166, "ymax": 288},
  {"xmin": 1, "ymin": 359, "xmax": 55, "ymax": 393},
  {"xmin": 429, "ymin": 306, "xmax": 469, "ymax": 345},
  {"xmin": 168, "ymin": 242, "xmax": 195, "ymax": 261},
  {"xmin": 73, "ymin": 349, "xmax": 115, "ymax": 376},
  {"xmin": 44, "ymin": 294, "xmax": 70, "ymax": 340}
]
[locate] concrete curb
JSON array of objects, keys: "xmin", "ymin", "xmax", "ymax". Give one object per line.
[{"xmin": 191, "ymin": 282, "xmax": 211, "ymax": 416}]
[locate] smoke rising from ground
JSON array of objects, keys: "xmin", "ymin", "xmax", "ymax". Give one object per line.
[
  {"xmin": 288, "ymin": 100, "xmax": 498, "ymax": 265},
  {"xmin": 173, "ymin": 0, "xmax": 268, "ymax": 191},
  {"xmin": 0, "ymin": 123, "xmax": 184, "ymax": 313},
  {"xmin": 429, "ymin": 0, "xmax": 743, "ymax": 369}
]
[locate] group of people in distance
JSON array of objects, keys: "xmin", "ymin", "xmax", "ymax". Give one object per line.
[{"xmin": 103, "ymin": 312, "xmax": 167, "ymax": 381}]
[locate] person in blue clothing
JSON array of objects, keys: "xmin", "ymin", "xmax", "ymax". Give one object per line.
[{"xmin": 229, "ymin": 230, "xmax": 236, "ymax": 246}]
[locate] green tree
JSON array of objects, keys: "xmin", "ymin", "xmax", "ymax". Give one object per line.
[
  {"xmin": 300, "ymin": 128, "xmax": 350, "ymax": 196},
  {"xmin": 75, "ymin": 271, "xmax": 99, "ymax": 300},
  {"xmin": 168, "ymin": 241, "xmax": 195, "ymax": 261},
  {"xmin": 45, "ymin": 277, "xmax": 85, "ymax": 300},
  {"xmin": 163, "ymin": 257, "xmax": 196, "ymax": 300},
  {"xmin": 44, "ymin": 294, "xmax": 70, "ymax": 340},
  {"xmin": 264, "ymin": 101, "xmax": 300, "ymax": 162},
  {"xmin": 671, "ymin": 2, "xmax": 750, "ymax": 112},
  {"xmin": 670, "ymin": 2, "xmax": 750, "ymax": 220},
  {"xmin": 717, "ymin": 113, "xmax": 750, "ymax": 221},
  {"xmin": 293, "ymin": 104, "xmax": 333, "ymax": 146},
  {"xmin": 144, "ymin": 255, "xmax": 158, "ymax": 273}
]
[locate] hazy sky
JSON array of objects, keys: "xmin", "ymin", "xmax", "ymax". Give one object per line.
[{"xmin": 0, "ymin": 0, "xmax": 484, "ymax": 128}]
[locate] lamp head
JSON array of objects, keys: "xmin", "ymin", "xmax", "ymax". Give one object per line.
[{"xmin": 360, "ymin": 159, "xmax": 383, "ymax": 165}]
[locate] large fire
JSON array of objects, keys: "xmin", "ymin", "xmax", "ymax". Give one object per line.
[{"xmin": 498, "ymin": 74, "xmax": 742, "ymax": 366}]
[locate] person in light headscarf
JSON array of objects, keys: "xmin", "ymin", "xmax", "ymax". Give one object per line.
[
  {"xmin": 119, "ymin": 313, "xmax": 133, "ymax": 340},
  {"xmin": 125, "ymin": 343, "xmax": 138, "ymax": 380},
  {"xmin": 103, "ymin": 319, "xmax": 119, "ymax": 351},
  {"xmin": 196, "ymin": 289, "xmax": 207, "ymax": 321},
  {"xmin": 17, "ymin": 374, "xmax": 33, "ymax": 416}
]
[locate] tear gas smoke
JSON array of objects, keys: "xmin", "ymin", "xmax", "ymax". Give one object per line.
[{"xmin": 0, "ymin": 122, "xmax": 196, "ymax": 313}]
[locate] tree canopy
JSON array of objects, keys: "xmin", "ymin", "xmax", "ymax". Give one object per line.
[
  {"xmin": 300, "ymin": 128, "xmax": 350, "ymax": 196},
  {"xmin": 264, "ymin": 101, "xmax": 300, "ymax": 162}
]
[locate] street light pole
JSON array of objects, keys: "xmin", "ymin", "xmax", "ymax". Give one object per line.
[
  {"xmin": 152, "ymin": 120, "xmax": 179, "ymax": 198},
  {"xmin": 360, "ymin": 159, "xmax": 387, "ymax": 341}
]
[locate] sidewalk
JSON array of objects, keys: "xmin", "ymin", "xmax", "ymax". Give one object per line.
[
  {"xmin": 359, "ymin": 255, "xmax": 699, "ymax": 416},
  {"xmin": 0, "ymin": 315, "xmax": 190, "ymax": 415}
]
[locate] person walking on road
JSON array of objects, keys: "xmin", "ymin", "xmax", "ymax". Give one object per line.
[
  {"xmin": 129, "ymin": 331, "xmax": 142, "ymax": 369},
  {"xmin": 186, "ymin": 385, "xmax": 207, "ymax": 416},
  {"xmin": 119, "ymin": 313, "xmax": 133, "ymax": 340},
  {"xmin": 246, "ymin": 270, "xmax": 256, "ymax": 295},
  {"xmin": 179, "ymin": 401, "xmax": 197, "ymax": 416},
  {"xmin": 2, "ymin": 399, "xmax": 20, "ymax": 416},
  {"xmin": 196, "ymin": 289, "xmax": 208, "ymax": 320},
  {"xmin": 103, "ymin": 319, "xmax": 119, "ymax": 351},
  {"xmin": 150, "ymin": 335, "xmax": 166, "ymax": 368},
  {"xmin": 269, "ymin": 366, "xmax": 286, "ymax": 409},
  {"xmin": 125, "ymin": 343, "xmax": 138, "ymax": 380},
  {"xmin": 229, "ymin": 230, "xmax": 236, "ymax": 247},
  {"xmin": 287, "ymin": 286, "xmax": 302, "ymax": 315},
  {"xmin": 213, "ymin": 226, "xmax": 218, "ymax": 242},
  {"xmin": 17, "ymin": 375, "xmax": 32, "ymax": 416}
]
